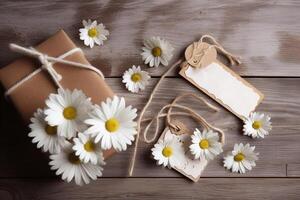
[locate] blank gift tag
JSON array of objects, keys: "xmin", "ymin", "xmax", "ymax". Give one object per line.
[
  {"xmin": 159, "ymin": 127, "xmax": 208, "ymax": 182},
  {"xmin": 180, "ymin": 41, "xmax": 264, "ymax": 120}
]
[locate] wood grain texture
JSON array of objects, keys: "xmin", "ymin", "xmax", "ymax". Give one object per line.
[
  {"xmin": 1, "ymin": 78, "xmax": 299, "ymax": 178},
  {"xmin": 1, "ymin": 0, "xmax": 300, "ymax": 199},
  {"xmin": 0, "ymin": 0, "xmax": 300, "ymax": 76},
  {"xmin": 0, "ymin": 178, "xmax": 300, "ymax": 200},
  {"xmin": 287, "ymin": 163, "xmax": 300, "ymax": 177}
]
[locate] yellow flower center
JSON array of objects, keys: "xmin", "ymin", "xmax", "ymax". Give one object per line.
[
  {"xmin": 162, "ymin": 146, "xmax": 173, "ymax": 157},
  {"xmin": 252, "ymin": 120, "xmax": 262, "ymax": 130},
  {"xmin": 45, "ymin": 125, "xmax": 57, "ymax": 135},
  {"xmin": 234, "ymin": 153, "xmax": 245, "ymax": 162},
  {"xmin": 131, "ymin": 73, "xmax": 142, "ymax": 82},
  {"xmin": 88, "ymin": 28, "xmax": 98, "ymax": 38},
  {"xmin": 105, "ymin": 118, "xmax": 120, "ymax": 132},
  {"xmin": 63, "ymin": 106, "xmax": 77, "ymax": 120},
  {"xmin": 68, "ymin": 152, "xmax": 81, "ymax": 164},
  {"xmin": 199, "ymin": 139, "xmax": 210, "ymax": 149},
  {"xmin": 152, "ymin": 47, "xmax": 162, "ymax": 57},
  {"xmin": 84, "ymin": 140, "xmax": 95, "ymax": 152}
]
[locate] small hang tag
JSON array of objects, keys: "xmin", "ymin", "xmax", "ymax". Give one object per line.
[
  {"xmin": 158, "ymin": 127, "xmax": 208, "ymax": 182},
  {"xmin": 180, "ymin": 39, "xmax": 264, "ymax": 120},
  {"xmin": 185, "ymin": 42, "xmax": 217, "ymax": 69}
]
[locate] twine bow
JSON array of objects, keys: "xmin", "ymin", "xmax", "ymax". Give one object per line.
[
  {"xmin": 5, "ymin": 44, "xmax": 105, "ymax": 96},
  {"xmin": 37, "ymin": 53, "xmax": 62, "ymax": 82}
]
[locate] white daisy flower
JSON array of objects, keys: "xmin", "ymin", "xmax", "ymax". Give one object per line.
[
  {"xmin": 45, "ymin": 89, "xmax": 93, "ymax": 139},
  {"xmin": 223, "ymin": 143, "xmax": 259, "ymax": 174},
  {"xmin": 28, "ymin": 108, "xmax": 67, "ymax": 154},
  {"xmin": 122, "ymin": 65, "xmax": 150, "ymax": 93},
  {"xmin": 85, "ymin": 96, "xmax": 137, "ymax": 151},
  {"xmin": 189, "ymin": 128, "xmax": 223, "ymax": 160},
  {"xmin": 79, "ymin": 19, "xmax": 109, "ymax": 48},
  {"xmin": 141, "ymin": 36, "xmax": 174, "ymax": 67},
  {"xmin": 73, "ymin": 132, "xmax": 105, "ymax": 165},
  {"xmin": 151, "ymin": 135, "xmax": 184, "ymax": 168},
  {"xmin": 49, "ymin": 143, "xmax": 104, "ymax": 186},
  {"xmin": 243, "ymin": 112, "xmax": 272, "ymax": 138}
]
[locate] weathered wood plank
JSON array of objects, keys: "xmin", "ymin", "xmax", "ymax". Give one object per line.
[
  {"xmin": 287, "ymin": 163, "xmax": 300, "ymax": 177},
  {"xmin": 1, "ymin": 77, "xmax": 299, "ymax": 178},
  {"xmin": 0, "ymin": 1, "xmax": 299, "ymax": 199},
  {"xmin": 0, "ymin": 0, "xmax": 300, "ymax": 76},
  {"xmin": 0, "ymin": 178, "xmax": 300, "ymax": 200}
]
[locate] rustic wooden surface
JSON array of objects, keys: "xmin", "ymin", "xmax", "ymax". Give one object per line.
[{"xmin": 0, "ymin": 0, "xmax": 300, "ymax": 199}]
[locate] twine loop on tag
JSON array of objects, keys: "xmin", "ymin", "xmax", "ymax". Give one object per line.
[
  {"xmin": 200, "ymin": 34, "xmax": 242, "ymax": 66},
  {"xmin": 5, "ymin": 44, "xmax": 105, "ymax": 96}
]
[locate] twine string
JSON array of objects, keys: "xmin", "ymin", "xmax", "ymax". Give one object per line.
[
  {"xmin": 166, "ymin": 93, "xmax": 220, "ymax": 131},
  {"xmin": 142, "ymin": 101, "xmax": 225, "ymax": 144},
  {"xmin": 128, "ymin": 58, "xmax": 183, "ymax": 176},
  {"xmin": 200, "ymin": 34, "xmax": 241, "ymax": 66}
]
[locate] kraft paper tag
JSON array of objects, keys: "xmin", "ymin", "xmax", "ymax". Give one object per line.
[
  {"xmin": 159, "ymin": 127, "xmax": 208, "ymax": 182},
  {"xmin": 179, "ymin": 41, "xmax": 264, "ymax": 120},
  {"xmin": 185, "ymin": 42, "xmax": 217, "ymax": 68}
]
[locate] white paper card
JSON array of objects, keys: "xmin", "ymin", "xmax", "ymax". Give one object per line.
[
  {"xmin": 162, "ymin": 129, "xmax": 207, "ymax": 182},
  {"xmin": 184, "ymin": 62, "xmax": 263, "ymax": 119}
]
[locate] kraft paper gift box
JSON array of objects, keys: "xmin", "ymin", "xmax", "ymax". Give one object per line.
[{"xmin": 0, "ymin": 30, "xmax": 115, "ymax": 158}]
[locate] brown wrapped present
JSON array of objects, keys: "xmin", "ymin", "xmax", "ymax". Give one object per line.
[{"xmin": 0, "ymin": 30, "xmax": 115, "ymax": 158}]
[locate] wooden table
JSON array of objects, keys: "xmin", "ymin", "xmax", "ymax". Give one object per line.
[{"xmin": 0, "ymin": 1, "xmax": 300, "ymax": 199}]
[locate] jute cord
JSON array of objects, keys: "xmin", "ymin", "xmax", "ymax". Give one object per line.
[
  {"xmin": 200, "ymin": 34, "xmax": 241, "ymax": 66},
  {"xmin": 128, "ymin": 58, "xmax": 182, "ymax": 176},
  {"xmin": 142, "ymin": 102, "xmax": 225, "ymax": 144}
]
